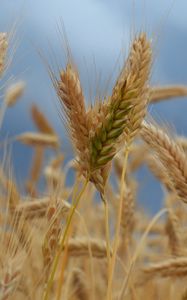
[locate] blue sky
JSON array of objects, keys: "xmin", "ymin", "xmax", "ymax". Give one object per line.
[{"xmin": 0, "ymin": 0, "xmax": 187, "ymax": 212}]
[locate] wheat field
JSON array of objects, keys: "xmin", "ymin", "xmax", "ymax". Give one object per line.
[{"xmin": 1, "ymin": 7, "xmax": 187, "ymax": 300}]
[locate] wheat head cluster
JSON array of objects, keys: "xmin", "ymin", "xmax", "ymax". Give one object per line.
[{"xmin": 1, "ymin": 27, "xmax": 187, "ymax": 300}]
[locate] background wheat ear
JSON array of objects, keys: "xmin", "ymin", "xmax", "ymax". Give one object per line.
[
  {"xmin": 141, "ymin": 120, "xmax": 187, "ymax": 202},
  {"xmin": 0, "ymin": 32, "xmax": 8, "ymax": 77}
]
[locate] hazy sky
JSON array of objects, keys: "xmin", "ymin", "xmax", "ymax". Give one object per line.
[{"xmin": 0, "ymin": 1, "xmax": 187, "ymax": 212}]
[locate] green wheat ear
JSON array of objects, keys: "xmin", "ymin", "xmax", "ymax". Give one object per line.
[{"xmin": 89, "ymin": 33, "xmax": 152, "ymax": 196}]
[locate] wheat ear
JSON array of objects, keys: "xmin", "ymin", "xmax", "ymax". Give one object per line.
[
  {"xmin": 150, "ymin": 85, "xmax": 187, "ymax": 103},
  {"xmin": 62, "ymin": 237, "xmax": 112, "ymax": 258},
  {"xmin": 142, "ymin": 257, "xmax": 187, "ymax": 279},
  {"xmin": 31, "ymin": 105, "xmax": 56, "ymax": 135},
  {"xmin": 57, "ymin": 64, "xmax": 89, "ymax": 174},
  {"xmin": 70, "ymin": 269, "xmax": 89, "ymax": 300},
  {"xmin": 141, "ymin": 121, "xmax": 187, "ymax": 202},
  {"xmin": 0, "ymin": 32, "xmax": 8, "ymax": 77},
  {"xmin": 11, "ymin": 197, "xmax": 70, "ymax": 220},
  {"xmin": 5, "ymin": 81, "xmax": 25, "ymax": 107},
  {"xmin": 88, "ymin": 33, "xmax": 152, "ymax": 198},
  {"xmin": 90, "ymin": 33, "xmax": 152, "ymax": 171}
]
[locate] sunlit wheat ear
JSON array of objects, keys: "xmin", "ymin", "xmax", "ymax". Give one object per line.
[
  {"xmin": 0, "ymin": 32, "xmax": 8, "ymax": 77},
  {"xmin": 56, "ymin": 64, "xmax": 89, "ymax": 174},
  {"xmin": 89, "ymin": 33, "xmax": 152, "ymax": 195},
  {"xmin": 141, "ymin": 121, "xmax": 187, "ymax": 202}
]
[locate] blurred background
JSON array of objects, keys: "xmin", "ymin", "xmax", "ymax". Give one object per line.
[{"xmin": 0, "ymin": 0, "xmax": 187, "ymax": 213}]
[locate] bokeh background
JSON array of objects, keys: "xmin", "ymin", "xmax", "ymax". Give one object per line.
[{"xmin": 0, "ymin": 0, "xmax": 187, "ymax": 213}]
